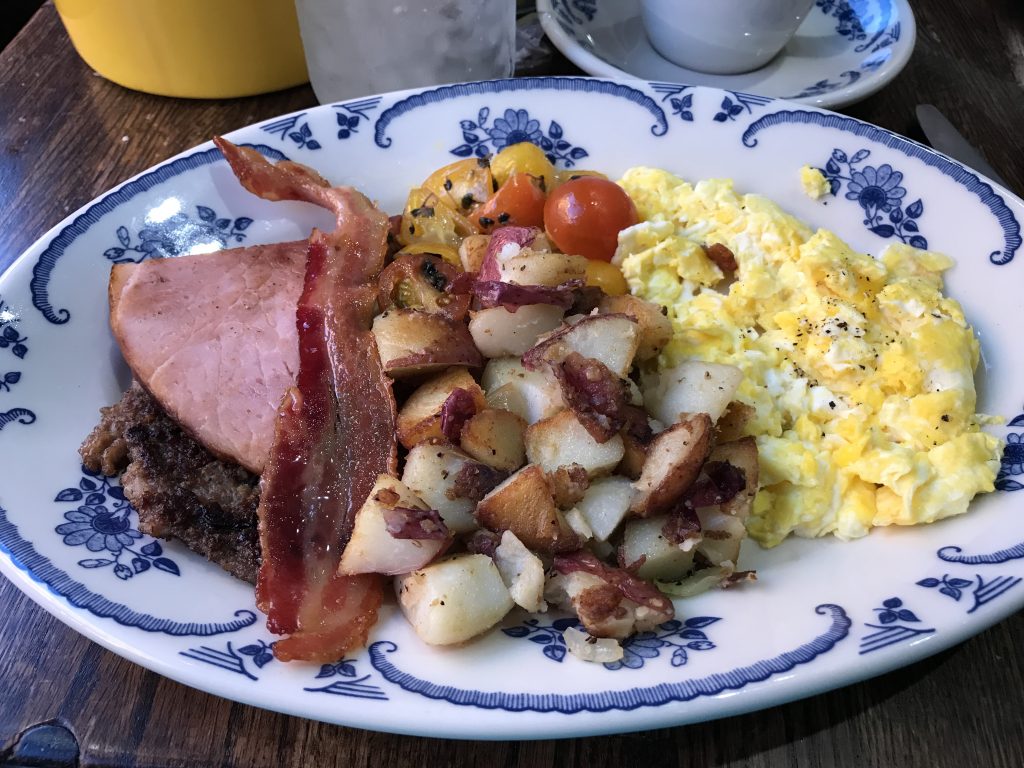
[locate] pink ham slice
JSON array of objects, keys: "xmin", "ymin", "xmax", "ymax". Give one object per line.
[
  {"xmin": 109, "ymin": 138, "xmax": 380, "ymax": 475},
  {"xmin": 109, "ymin": 241, "xmax": 305, "ymax": 474}
]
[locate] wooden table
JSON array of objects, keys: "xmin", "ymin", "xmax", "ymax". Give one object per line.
[{"xmin": 1, "ymin": 4, "xmax": 1023, "ymax": 766}]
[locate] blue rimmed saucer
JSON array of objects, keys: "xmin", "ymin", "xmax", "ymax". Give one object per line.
[{"xmin": 538, "ymin": 0, "xmax": 916, "ymax": 108}]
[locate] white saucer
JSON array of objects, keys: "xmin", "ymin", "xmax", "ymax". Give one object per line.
[{"xmin": 537, "ymin": 0, "xmax": 916, "ymax": 108}]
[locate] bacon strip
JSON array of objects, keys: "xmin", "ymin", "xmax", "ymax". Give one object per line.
[{"xmin": 216, "ymin": 138, "xmax": 397, "ymax": 662}]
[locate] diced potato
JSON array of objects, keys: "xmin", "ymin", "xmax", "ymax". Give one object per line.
[
  {"xmin": 695, "ymin": 507, "xmax": 746, "ymax": 568},
  {"xmin": 493, "ymin": 531, "xmax": 547, "ymax": 612},
  {"xmin": 619, "ymin": 515, "xmax": 697, "ymax": 582},
  {"xmin": 481, "ymin": 357, "xmax": 563, "ymax": 424},
  {"xmin": 338, "ymin": 475, "xmax": 449, "ymax": 577},
  {"xmin": 474, "ymin": 464, "xmax": 582, "ymax": 553},
  {"xmin": 395, "ymin": 554, "xmax": 514, "ymax": 645},
  {"xmin": 402, "ymin": 444, "xmax": 493, "ymax": 534},
  {"xmin": 715, "ymin": 401, "xmax": 756, "ymax": 442},
  {"xmin": 630, "ymin": 413, "xmax": 713, "ymax": 516},
  {"xmin": 459, "ymin": 408, "xmax": 527, "ymax": 472},
  {"xmin": 397, "ymin": 368, "xmax": 486, "ymax": 449},
  {"xmin": 709, "ymin": 436, "xmax": 759, "ymax": 521},
  {"xmin": 575, "ymin": 475, "xmax": 634, "ymax": 541},
  {"xmin": 524, "ymin": 313, "xmax": 639, "ymax": 377},
  {"xmin": 563, "ymin": 507, "xmax": 594, "ymax": 542},
  {"xmin": 525, "ymin": 410, "xmax": 624, "ymax": 477},
  {"xmin": 618, "ymin": 431, "xmax": 649, "ymax": 480},
  {"xmin": 597, "ymin": 294, "xmax": 673, "ymax": 361},
  {"xmin": 498, "ymin": 251, "xmax": 588, "ymax": 286},
  {"xmin": 373, "ymin": 309, "xmax": 483, "ymax": 378},
  {"xmin": 642, "ymin": 360, "xmax": 743, "ymax": 425},
  {"xmin": 469, "ymin": 304, "xmax": 565, "ymax": 358}
]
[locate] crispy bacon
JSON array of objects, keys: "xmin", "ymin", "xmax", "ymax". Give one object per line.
[
  {"xmin": 473, "ymin": 279, "xmax": 583, "ymax": 312},
  {"xmin": 217, "ymin": 138, "xmax": 397, "ymax": 662}
]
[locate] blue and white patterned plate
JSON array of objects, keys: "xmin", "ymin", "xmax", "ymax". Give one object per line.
[
  {"xmin": 538, "ymin": 0, "xmax": 915, "ymax": 108},
  {"xmin": 0, "ymin": 77, "xmax": 1021, "ymax": 739}
]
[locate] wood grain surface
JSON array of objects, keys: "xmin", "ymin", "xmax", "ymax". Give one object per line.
[{"xmin": 1, "ymin": 3, "xmax": 1022, "ymax": 766}]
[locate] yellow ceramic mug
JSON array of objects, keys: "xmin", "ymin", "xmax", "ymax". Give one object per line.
[{"xmin": 54, "ymin": 0, "xmax": 309, "ymax": 99}]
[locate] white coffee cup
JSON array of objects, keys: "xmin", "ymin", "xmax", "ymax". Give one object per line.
[{"xmin": 641, "ymin": 0, "xmax": 816, "ymax": 75}]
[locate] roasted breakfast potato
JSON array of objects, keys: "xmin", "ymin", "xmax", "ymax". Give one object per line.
[
  {"xmin": 481, "ymin": 356, "xmax": 564, "ymax": 424},
  {"xmin": 396, "ymin": 367, "xmax": 487, "ymax": 449},
  {"xmin": 372, "ymin": 308, "xmax": 483, "ymax": 377},
  {"xmin": 524, "ymin": 313, "xmax": 640, "ymax": 378},
  {"xmin": 468, "ymin": 304, "xmax": 565, "ymax": 358},
  {"xmin": 459, "ymin": 407, "xmax": 527, "ymax": 472},
  {"xmin": 597, "ymin": 293, "xmax": 673, "ymax": 361},
  {"xmin": 338, "ymin": 475, "xmax": 450, "ymax": 577},
  {"xmin": 525, "ymin": 409, "xmax": 625, "ymax": 478},
  {"xmin": 395, "ymin": 554, "xmax": 514, "ymax": 645},
  {"xmin": 642, "ymin": 360, "xmax": 743, "ymax": 425},
  {"xmin": 474, "ymin": 464, "xmax": 583, "ymax": 553},
  {"xmin": 629, "ymin": 413, "xmax": 713, "ymax": 517}
]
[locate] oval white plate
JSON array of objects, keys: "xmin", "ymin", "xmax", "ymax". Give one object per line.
[
  {"xmin": 0, "ymin": 77, "xmax": 1021, "ymax": 740},
  {"xmin": 537, "ymin": 0, "xmax": 916, "ymax": 108}
]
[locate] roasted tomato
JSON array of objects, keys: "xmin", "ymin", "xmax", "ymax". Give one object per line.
[
  {"xmin": 544, "ymin": 177, "xmax": 639, "ymax": 262},
  {"xmin": 476, "ymin": 173, "xmax": 546, "ymax": 231}
]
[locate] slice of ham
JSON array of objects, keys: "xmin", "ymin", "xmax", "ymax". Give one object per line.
[
  {"xmin": 109, "ymin": 138, "xmax": 389, "ymax": 475},
  {"xmin": 216, "ymin": 138, "xmax": 398, "ymax": 663},
  {"xmin": 109, "ymin": 241, "xmax": 305, "ymax": 474}
]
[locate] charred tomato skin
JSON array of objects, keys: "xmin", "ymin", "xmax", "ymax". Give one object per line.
[{"xmin": 543, "ymin": 177, "xmax": 639, "ymax": 262}]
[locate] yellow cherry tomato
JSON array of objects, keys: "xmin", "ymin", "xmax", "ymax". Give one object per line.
[
  {"xmin": 491, "ymin": 141, "xmax": 556, "ymax": 191},
  {"xmin": 421, "ymin": 157, "xmax": 494, "ymax": 214},
  {"xmin": 397, "ymin": 242, "xmax": 461, "ymax": 268},
  {"xmin": 585, "ymin": 259, "xmax": 628, "ymax": 296},
  {"xmin": 399, "ymin": 188, "xmax": 476, "ymax": 248}
]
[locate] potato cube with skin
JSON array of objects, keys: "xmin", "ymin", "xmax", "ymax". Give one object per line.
[
  {"xmin": 395, "ymin": 554, "xmax": 514, "ymax": 645},
  {"xmin": 498, "ymin": 251, "xmax": 587, "ymax": 286},
  {"xmin": 402, "ymin": 444, "xmax": 495, "ymax": 534},
  {"xmin": 575, "ymin": 475, "xmax": 634, "ymax": 541},
  {"xmin": 372, "ymin": 309, "xmax": 483, "ymax": 378},
  {"xmin": 524, "ymin": 313, "xmax": 640, "ymax": 378},
  {"xmin": 338, "ymin": 475, "xmax": 449, "ymax": 577},
  {"xmin": 525, "ymin": 410, "xmax": 624, "ymax": 478},
  {"xmin": 493, "ymin": 531, "xmax": 547, "ymax": 612},
  {"xmin": 619, "ymin": 515, "xmax": 697, "ymax": 582},
  {"xmin": 474, "ymin": 464, "xmax": 583, "ymax": 553},
  {"xmin": 469, "ymin": 304, "xmax": 565, "ymax": 358},
  {"xmin": 481, "ymin": 357, "xmax": 563, "ymax": 424},
  {"xmin": 708, "ymin": 436, "xmax": 759, "ymax": 521},
  {"xmin": 642, "ymin": 361, "xmax": 743, "ymax": 425},
  {"xmin": 597, "ymin": 294, "xmax": 673, "ymax": 361},
  {"xmin": 460, "ymin": 408, "xmax": 527, "ymax": 472},
  {"xmin": 396, "ymin": 367, "xmax": 486, "ymax": 449},
  {"xmin": 629, "ymin": 413, "xmax": 713, "ymax": 517},
  {"xmin": 695, "ymin": 507, "xmax": 746, "ymax": 568}
]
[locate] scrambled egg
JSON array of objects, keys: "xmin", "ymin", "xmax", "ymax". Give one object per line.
[{"xmin": 615, "ymin": 167, "xmax": 1002, "ymax": 547}]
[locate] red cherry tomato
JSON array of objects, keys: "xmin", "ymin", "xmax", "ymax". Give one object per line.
[
  {"xmin": 543, "ymin": 177, "xmax": 639, "ymax": 262},
  {"xmin": 476, "ymin": 173, "xmax": 546, "ymax": 231}
]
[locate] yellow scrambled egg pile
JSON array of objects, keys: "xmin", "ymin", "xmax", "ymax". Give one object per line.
[{"xmin": 615, "ymin": 167, "xmax": 1002, "ymax": 547}]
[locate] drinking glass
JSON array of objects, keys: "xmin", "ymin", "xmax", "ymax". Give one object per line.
[{"xmin": 295, "ymin": 0, "xmax": 516, "ymax": 103}]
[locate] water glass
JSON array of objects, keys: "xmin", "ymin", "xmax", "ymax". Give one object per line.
[{"xmin": 295, "ymin": 0, "xmax": 516, "ymax": 104}]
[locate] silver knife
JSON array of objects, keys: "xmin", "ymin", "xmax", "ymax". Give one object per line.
[{"xmin": 916, "ymin": 104, "xmax": 1009, "ymax": 189}]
